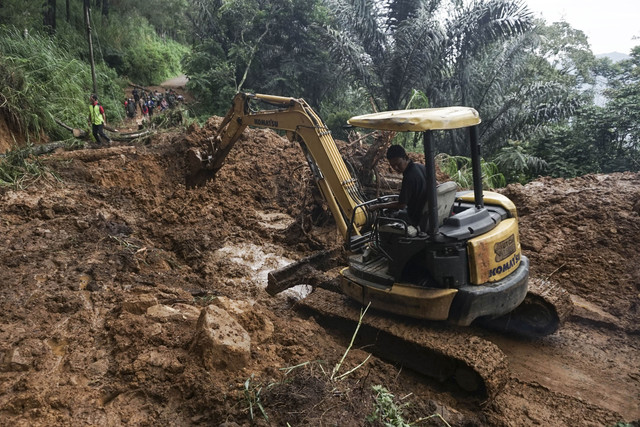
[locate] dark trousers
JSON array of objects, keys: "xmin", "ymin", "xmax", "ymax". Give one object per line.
[{"xmin": 92, "ymin": 123, "xmax": 110, "ymax": 144}]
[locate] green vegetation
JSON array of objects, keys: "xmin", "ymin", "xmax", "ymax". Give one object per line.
[
  {"xmin": 437, "ymin": 153, "xmax": 506, "ymax": 190},
  {"xmin": 492, "ymin": 140, "xmax": 548, "ymax": 184},
  {"xmin": 242, "ymin": 374, "xmax": 268, "ymax": 423},
  {"xmin": 0, "ymin": 145, "xmax": 59, "ymax": 189},
  {"xmin": 0, "ymin": 2, "xmax": 188, "ymax": 144},
  {"xmin": 0, "ymin": 0, "xmax": 638, "ymax": 182},
  {"xmin": 89, "ymin": 14, "xmax": 189, "ymax": 86},
  {"xmin": 367, "ymin": 385, "xmax": 411, "ymax": 427},
  {"xmin": 367, "ymin": 385, "xmax": 453, "ymax": 427},
  {"xmin": 0, "ymin": 28, "xmax": 123, "ymax": 141}
]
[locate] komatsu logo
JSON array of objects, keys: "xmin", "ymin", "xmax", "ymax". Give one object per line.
[
  {"xmin": 489, "ymin": 253, "xmax": 520, "ymax": 278},
  {"xmin": 254, "ymin": 119, "xmax": 278, "ymax": 127}
]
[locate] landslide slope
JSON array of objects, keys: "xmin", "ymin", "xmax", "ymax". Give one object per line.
[{"xmin": 0, "ymin": 121, "xmax": 638, "ymax": 426}]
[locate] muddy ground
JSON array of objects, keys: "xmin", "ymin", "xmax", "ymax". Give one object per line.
[{"xmin": 0, "ymin": 116, "xmax": 638, "ymax": 426}]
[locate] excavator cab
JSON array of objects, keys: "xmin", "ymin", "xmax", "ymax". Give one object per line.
[{"xmin": 340, "ymin": 108, "xmax": 530, "ymax": 325}]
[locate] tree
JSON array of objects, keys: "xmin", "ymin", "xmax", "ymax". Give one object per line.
[
  {"xmin": 184, "ymin": 0, "xmax": 336, "ymax": 114},
  {"xmin": 43, "ymin": 0, "xmax": 56, "ymax": 34},
  {"xmin": 325, "ymin": 0, "xmax": 444, "ymax": 111},
  {"xmin": 591, "ymin": 47, "xmax": 640, "ymax": 171},
  {"xmin": 326, "ymin": 0, "xmax": 552, "ymax": 157},
  {"xmin": 527, "ymin": 47, "xmax": 640, "ymax": 177}
]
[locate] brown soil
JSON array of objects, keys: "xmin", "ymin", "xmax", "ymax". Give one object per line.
[{"xmin": 0, "ymin": 117, "xmax": 638, "ymax": 426}]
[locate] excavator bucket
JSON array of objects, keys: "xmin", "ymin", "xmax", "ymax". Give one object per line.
[
  {"xmin": 185, "ymin": 148, "xmax": 215, "ymax": 188},
  {"xmin": 266, "ymin": 249, "xmax": 341, "ymax": 296}
]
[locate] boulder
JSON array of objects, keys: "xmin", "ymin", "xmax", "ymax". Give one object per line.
[
  {"xmin": 190, "ymin": 305, "xmax": 251, "ymax": 371},
  {"xmin": 213, "ymin": 297, "xmax": 274, "ymax": 344}
]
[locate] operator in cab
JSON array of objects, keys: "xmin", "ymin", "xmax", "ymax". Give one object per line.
[{"xmin": 369, "ymin": 144, "xmax": 428, "ymax": 227}]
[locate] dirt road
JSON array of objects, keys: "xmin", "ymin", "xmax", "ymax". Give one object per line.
[{"xmin": 0, "ymin": 121, "xmax": 638, "ymax": 425}]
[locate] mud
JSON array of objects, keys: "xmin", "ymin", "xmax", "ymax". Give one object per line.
[{"xmin": 0, "ymin": 115, "xmax": 639, "ymax": 426}]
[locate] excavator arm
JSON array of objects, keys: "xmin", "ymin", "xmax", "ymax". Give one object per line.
[{"xmin": 185, "ymin": 92, "xmax": 370, "ymax": 239}]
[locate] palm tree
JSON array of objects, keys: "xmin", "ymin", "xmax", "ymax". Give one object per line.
[
  {"xmin": 326, "ymin": 0, "xmax": 578, "ymax": 157},
  {"xmin": 326, "ymin": 0, "xmax": 444, "ymax": 111}
]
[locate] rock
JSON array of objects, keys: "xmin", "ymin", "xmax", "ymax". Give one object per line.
[
  {"xmin": 123, "ymin": 294, "xmax": 158, "ymax": 315},
  {"xmin": 1, "ymin": 348, "xmax": 32, "ymax": 372},
  {"xmin": 173, "ymin": 303, "xmax": 202, "ymax": 322},
  {"xmin": 146, "ymin": 304, "xmax": 183, "ymax": 321},
  {"xmin": 146, "ymin": 303, "xmax": 201, "ymax": 322},
  {"xmin": 190, "ymin": 305, "xmax": 251, "ymax": 371},
  {"xmin": 88, "ymin": 358, "xmax": 110, "ymax": 377},
  {"xmin": 213, "ymin": 297, "xmax": 274, "ymax": 344},
  {"xmin": 133, "ymin": 349, "xmax": 184, "ymax": 374},
  {"xmin": 76, "ymin": 219, "xmax": 90, "ymax": 230}
]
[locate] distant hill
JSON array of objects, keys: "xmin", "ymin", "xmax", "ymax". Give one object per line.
[{"xmin": 596, "ymin": 52, "xmax": 630, "ymax": 62}]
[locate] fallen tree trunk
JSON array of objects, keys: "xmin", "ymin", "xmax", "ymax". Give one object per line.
[
  {"xmin": 55, "ymin": 118, "xmax": 153, "ymax": 141},
  {"xmin": 55, "ymin": 118, "xmax": 88, "ymax": 138}
]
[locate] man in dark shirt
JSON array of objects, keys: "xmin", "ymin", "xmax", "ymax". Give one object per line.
[{"xmin": 370, "ymin": 144, "xmax": 428, "ymax": 227}]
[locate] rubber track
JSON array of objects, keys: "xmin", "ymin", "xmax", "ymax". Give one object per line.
[
  {"xmin": 475, "ymin": 277, "xmax": 574, "ymax": 337},
  {"xmin": 298, "ymin": 288, "xmax": 509, "ymax": 398},
  {"xmin": 527, "ymin": 277, "xmax": 574, "ymax": 327}
]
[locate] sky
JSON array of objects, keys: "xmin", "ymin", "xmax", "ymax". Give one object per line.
[{"xmin": 526, "ymin": 0, "xmax": 639, "ymax": 54}]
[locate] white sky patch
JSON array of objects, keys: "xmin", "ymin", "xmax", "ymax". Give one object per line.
[{"xmin": 526, "ymin": 0, "xmax": 639, "ymax": 54}]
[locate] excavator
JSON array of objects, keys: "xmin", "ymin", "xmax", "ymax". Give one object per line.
[{"xmin": 186, "ymin": 92, "xmax": 573, "ymax": 396}]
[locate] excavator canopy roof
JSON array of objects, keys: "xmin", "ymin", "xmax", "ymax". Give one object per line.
[{"xmin": 348, "ymin": 107, "xmax": 481, "ymax": 132}]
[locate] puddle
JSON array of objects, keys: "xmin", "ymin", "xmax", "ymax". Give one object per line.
[
  {"xmin": 213, "ymin": 243, "xmax": 313, "ymax": 300},
  {"xmin": 284, "ymin": 284, "xmax": 314, "ymax": 301},
  {"xmin": 255, "ymin": 211, "xmax": 295, "ymax": 230},
  {"xmin": 79, "ymin": 274, "xmax": 92, "ymax": 290},
  {"xmin": 46, "ymin": 337, "xmax": 68, "ymax": 356}
]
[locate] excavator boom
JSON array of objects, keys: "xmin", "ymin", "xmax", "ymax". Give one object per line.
[{"xmin": 186, "ymin": 92, "xmax": 368, "ymax": 239}]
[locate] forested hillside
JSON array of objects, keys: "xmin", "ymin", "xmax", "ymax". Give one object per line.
[{"xmin": 0, "ymin": 0, "xmax": 638, "ymax": 181}]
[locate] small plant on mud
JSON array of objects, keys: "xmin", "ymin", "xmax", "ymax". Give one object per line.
[
  {"xmin": 109, "ymin": 235, "xmax": 141, "ymax": 253},
  {"xmin": 367, "ymin": 385, "xmax": 452, "ymax": 427},
  {"xmin": 279, "ymin": 303, "xmax": 372, "ymax": 382},
  {"xmin": 242, "ymin": 374, "xmax": 268, "ymax": 423},
  {"xmin": 368, "ymin": 385, "xmax": 410, "ymax": 426},
  {"xmin": 330, "ymin": 302, "xmax": 371, "ymax": 381}
]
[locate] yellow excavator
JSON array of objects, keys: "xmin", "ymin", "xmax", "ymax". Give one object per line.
[{"xmin": 186, "ymin": 92, "xmax": 572, "ymax": 395}]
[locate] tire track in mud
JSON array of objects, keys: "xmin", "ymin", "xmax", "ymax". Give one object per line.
[{"xmin": 483, "ymin": 317, "xmax": 640, "ymax": 420}]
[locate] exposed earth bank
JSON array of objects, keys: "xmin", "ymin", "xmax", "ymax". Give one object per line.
[{"xmin": 0, "ymin": 119, "xmax": 638, "ymax": 426}]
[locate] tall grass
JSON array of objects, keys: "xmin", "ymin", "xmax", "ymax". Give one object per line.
[
  {"xmin": 0, "ymin": 145, "xmax": 59, "ymax": 189},
  {"xmin": 0, "ymin": 28, "xmax": 124, "ymax": 143},
  {"xmin": 88, "ymin": 13, "xmax": 189, "ymax": 86}
]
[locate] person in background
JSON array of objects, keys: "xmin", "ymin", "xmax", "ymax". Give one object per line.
[
  {"xmin": 141, "ymin": 102, "xmax": 149, "ymax": 122},
  {"xmin": 88, "ymin": 94, "xmax": 111, "ymax": 145},
  {"xmin": 132, "ymin": 88, "xmax": 140, "ymax": 112}
]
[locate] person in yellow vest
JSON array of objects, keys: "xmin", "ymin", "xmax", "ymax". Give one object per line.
[{"xmin": 88, "ymin": 94, "xmax": 112, "ymax": 145}]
